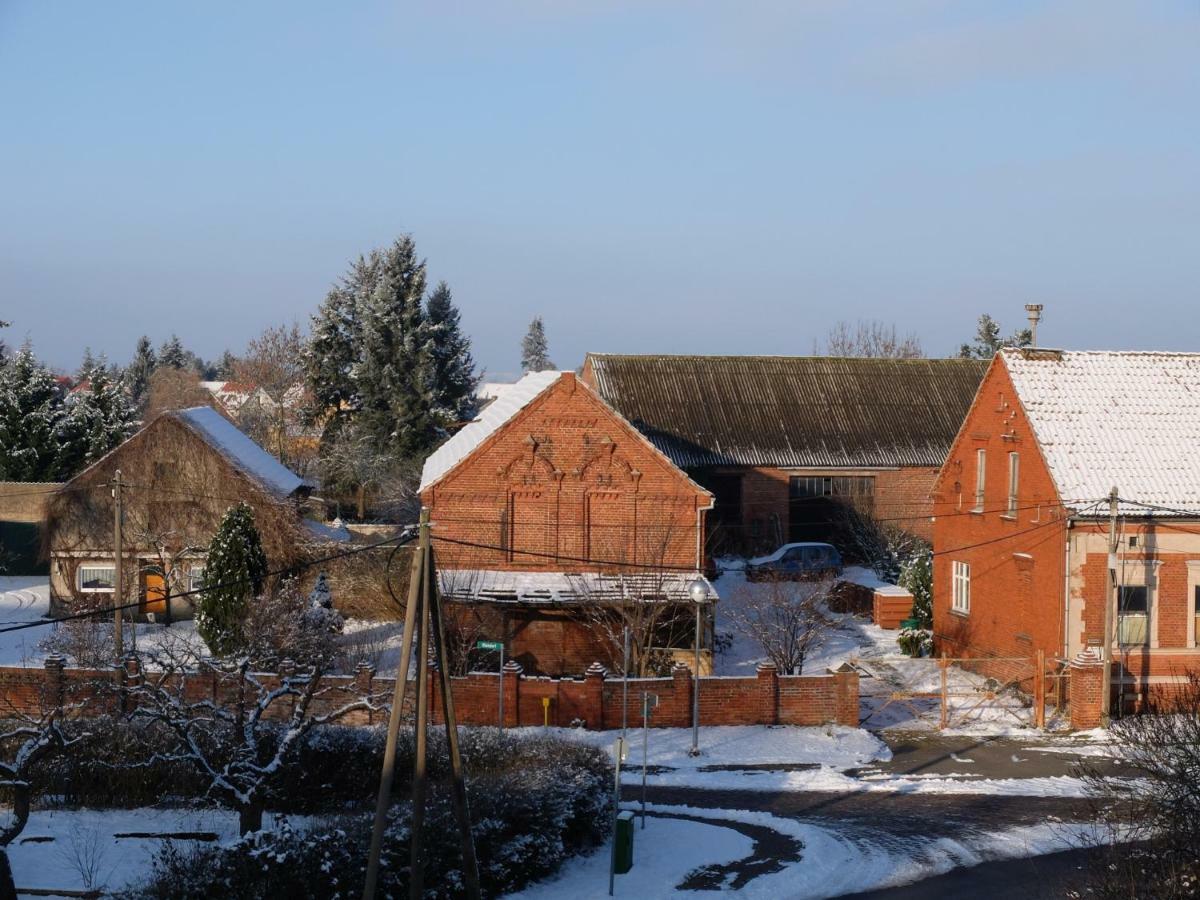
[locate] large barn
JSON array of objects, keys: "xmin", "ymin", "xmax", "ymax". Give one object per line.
[{"xmin": 582, "ymin": 353, "xmax": 988, "ymax": 553}]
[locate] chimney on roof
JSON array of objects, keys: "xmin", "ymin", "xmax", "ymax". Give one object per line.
[{"xmin": 1024, "ymin": 304, "xmax": 1044, "ymax": 347}]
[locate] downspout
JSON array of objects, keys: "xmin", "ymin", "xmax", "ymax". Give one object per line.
[{"xmin": 1062, "ymin": 516, "xmax": 1074, "ymax": 660}]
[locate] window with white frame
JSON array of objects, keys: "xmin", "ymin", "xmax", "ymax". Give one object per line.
[
  {"xmin": 187, "ymin": 565, "xmax": 205, "ymax": 593},
  {"xmin": 952, "ymin": 561, "xmax": 971, "ymax": 614},
  {"xmin": 1007, "ymin": 452, "xmax": 1020, "ymax": 514},
  {"xmin": 78, "ymin": 564, "xmax": 115, "ymax": 593},
  {"xmin": 973, "ymin": 449, "xmax": 986, "ymax": 511},
  {"xmin": 1117, "ymin": 585, "xmax": 1150, "ymax": 646}
]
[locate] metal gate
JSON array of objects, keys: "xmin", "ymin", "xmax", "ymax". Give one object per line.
[{"xmin": 857, "ymin": 652, "xmax": 1058, "ymax": 731}]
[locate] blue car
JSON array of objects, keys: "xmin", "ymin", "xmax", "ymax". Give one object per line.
[{"xmin": 744, "ymin": 543, "xmax": 844, "ymax": 582}]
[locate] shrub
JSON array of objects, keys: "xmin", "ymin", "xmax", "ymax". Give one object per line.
[
  {"xmin": 896, "ymin": 627, "xmax": 932, "ymax": 658},
  {"xmin": 898, "ymin": 549, "xmax": 932, "ymax": 626},
  {"xmin": 121, "ymin": 734, "xmax": 612, "ymax": 899}
]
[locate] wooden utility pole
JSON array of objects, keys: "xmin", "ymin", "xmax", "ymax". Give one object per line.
[
  {"xmin": 362, "ymin": 511, "xmax": 480, "ymax": 900},
  {"xmin": 1101, "ymin": 486, "xmax": 1119, "ymax": 724},
  {"xmin": 112, "ymin": 469, "xmax": 124, "ymax": 659}
]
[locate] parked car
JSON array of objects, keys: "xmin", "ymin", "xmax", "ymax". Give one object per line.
[{"xmin": 744, "ymin": 542, "xmax": 843, "ymax": 582}]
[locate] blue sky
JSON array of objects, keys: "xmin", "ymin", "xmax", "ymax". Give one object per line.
[{"xmin": 2, "ymin": 1, "xmax": 1197, "ymax": 377}]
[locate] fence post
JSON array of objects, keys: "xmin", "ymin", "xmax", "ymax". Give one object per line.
[
  {"xmin": 355, "ymin": 661, "xmax": 376, "ymax": 725},
  {"xmin": 1034, "ymin": 649, "xmax": 1046, "ymax": 729},
  {"xmin": 43, "ymin": 655, "xmax": 65, "ymax": 718},
  {"xmin": 585, "ymin": 662, "xmax": 606, "ymax": 730},
  {"xmin": 938, "ymin": 655, "xmax": 949, "ymax": 730},
  {"xmin": 502, "ymin": 660, "xmax": 522, "ymax": 728},
  {"xmin": 756, "ymin": 661, "xmax": 778, "ymax": 725}
]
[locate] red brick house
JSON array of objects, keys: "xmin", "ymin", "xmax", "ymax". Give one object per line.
[
  {"xmin": 582, "ymin": 353, "xmax": 987, "ymax": 553},
  {"xmin": 419, "ymin": 370, "xmax": 716, "ymax": 677},
  {"xmin": 932, "ymin": 349, "xmax": 1200, "ymax": 712}
]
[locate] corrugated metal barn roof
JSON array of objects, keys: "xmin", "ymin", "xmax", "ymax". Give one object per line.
[{"xmin": 585, "ymin": 354, "xmax": 988, "ymax": 469}]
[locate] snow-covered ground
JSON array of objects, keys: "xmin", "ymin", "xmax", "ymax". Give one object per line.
[
  {"xmin": 519, "ymin": 724, "xmax": 890, "ymax": 771},
  {"xmin": 0, "ymin": 576, "xmax": 52, "ymax": 666},
  {"xmin": 7, "ymin": 806, "xmax": 311, "ymax": 895},
  {"xmin": 508, "ymin": 803, "xmax": 1112, "ymax": 899},
  {"xmin": 712, "ymin": 566, "xmax": 1060, "ymax": 734}
]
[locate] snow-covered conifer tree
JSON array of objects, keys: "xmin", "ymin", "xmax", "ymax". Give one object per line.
[
  {"xmin": 158, "ymin": 334, "xmax": 187, "ymax": 370},
  {"xmin": 0, "ymin": 343, "xmax": 64, "ymax": 481},
  {"xmin": 54, "ymin": 361, "xmax": 138, "ymax": 479},
  {"xmin": 126, "ymin": 335, "xmax": 157, "ymax": 409},
  {"xmin": 521, "ymin": 317, "xmax": 554, "ymax": 372},
  {"xmin": 425, "ymin": 280, "xmax": 479, "ymax": 425},
  {"xmin": 196, "ymin": 503, "xmax": 268, "ymax": 657}
]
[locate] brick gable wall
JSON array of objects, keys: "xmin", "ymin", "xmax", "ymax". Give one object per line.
[{"xmin": 422, "ymin": 373, "xmax": 710, "ymax": 573}]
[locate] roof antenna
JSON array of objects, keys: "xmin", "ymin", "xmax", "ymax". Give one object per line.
[{"xmin": 1024, "ymin": 304, "xmax": 1043, "ymax": 347}]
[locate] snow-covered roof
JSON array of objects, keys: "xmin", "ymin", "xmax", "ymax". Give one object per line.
[
  {"xmin": 1002, "ymin": 349, "xmax": 1200, "ymax": 516},
  {"xmin": 420, "ymin": 370, "xmax": 567, "ymax": 492},
  {"xmin": 173, "ymin": 406, "xmax": 308, "ymax": 499},
  {"xmin": 303, "ymin": 518, "xmax": 352, "ymax": 544},
  {"xmin": 438, "ymin": 569, "xmax": 717, "ymax": 606}
]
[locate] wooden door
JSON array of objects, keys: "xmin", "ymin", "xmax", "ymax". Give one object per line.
[{"xmin": 142, "ymin": 571, "xmax": 167, "ymax": 615}]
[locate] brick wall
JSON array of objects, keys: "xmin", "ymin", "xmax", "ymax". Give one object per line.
[
  {"xmin": 421, "ymin": 373, "xmax": 710, "ymax": 574},
  {"xmin": 932, "ymin": 359, "xmax": 1069, "ymax": 663},
  {"xmin": 6, "ymin": 656, "xmax": 860, "ymax": 731}
]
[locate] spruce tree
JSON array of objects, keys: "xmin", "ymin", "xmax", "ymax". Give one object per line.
[
  {"xmin": 126, "ymin": 336, "xmax": 157, "ymax": 409},
  {"xmin": 0, "ymin": 320, "xmax": 9, "ymax": 362},
  {"xmin": 521, "ymin": 317, "xmax": 554, "ymax": 372},
  {"xmin": 54, "ymin": 362, "xmax": 139, "ymax": 479},
  {"xmin": 355, "ymin": 237, "xmax": 439, "ymax": 457},
  {"xmin": 215, "ymin": 349, "xmax": 239, "ymax": 380},
  {"xmin": 0, "ymin": 343, "xmax": 64, "ymax": 481},
  {"xmin": 159, "ymin": 334, "xmax": 187, "ymax": 370},
  {"xmin": 77, "ymin": 347, "xmax": 98, "ymax": 381},
  {"xmin": 196, "ymin": 503, "xmax": 268, "ymax": 657},
  {"xmin": 425, "ymin": 281, "xmax": 479, "ymax": 424},
  {"xmin": 958, "ymin": 314, "xmax": 1033, "ymax": 359}
]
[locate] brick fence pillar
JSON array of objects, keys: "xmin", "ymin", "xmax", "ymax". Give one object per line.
[
  {"xmin": 756, "ymin": 661, "xmax": 778, "ymax": 725},
  {"xmin": 1070, "ymin": 648, "xmax": 1105, "ymax": 731},
  {"xmin": 584, "ymin": 662, "xmax": 606, "ymax": 730},
  {"xmin": 355, "ymin": 662, "xmax": 376, "ymax": 725},
  {"xmin": 502, "ymin": 660, "xmax": 522, "ymax": 728},
  {"xmin": 831, "ymin": 662, "xmax": 860, "ymax": 727},
  {"xmin": 672, "ymin": 663, "xmax": 692, "ymax": 729},
  {"xmin": 43, "ymin": 655, "xmax": 65, "ymax": 717}
]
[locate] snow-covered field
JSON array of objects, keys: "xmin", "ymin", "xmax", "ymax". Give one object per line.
[
  {"xmin": 508, "ymin": 803, "xmax": 1111, "ymax": 899},
  {"xmin": 522, "ymin": 724, "xmax": 890, "ymax": 771},
  {"xmin": 7, "ymin": 806, "xmax": 311, "ymax": 895}
]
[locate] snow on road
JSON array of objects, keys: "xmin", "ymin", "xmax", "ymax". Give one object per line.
[
  {"xmin": 507, "ymin": 803, "xmax": 1111, "ymax": 899},
  {"xmin": 0, "ymin": 576, "xmax": 52, "ymax": 666}
]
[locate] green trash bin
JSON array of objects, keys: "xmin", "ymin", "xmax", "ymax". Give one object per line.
[
  {"xmin": 614, "ymin": 811, "xmax": 635, "ymax": 874},
  {"xmin": 899, "ymin": 618, "xmax": 922, "ymax": 630}
]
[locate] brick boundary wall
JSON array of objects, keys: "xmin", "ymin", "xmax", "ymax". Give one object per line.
[{"xmin": 1, "ymin": 656, "xmax": 860, "ymax": 731}]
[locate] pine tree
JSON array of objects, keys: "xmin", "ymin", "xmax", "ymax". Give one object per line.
[
  {"xmin": 425, "ymin": 281, "xmax": 479, "ymax": 424},
  {"xmin": 958, "ymin": 314, "xmax": 1033, "ymax": 359},
  {"xmin": 0, "ymin": 320, "xmax": 10, "ymax": 362},
  {"xmin": 521, "ymin": 317, "xmax": 554, "ymax": 372},
  {"xmin": 215, "ymin": 349, "xmax": 239, "ymax": 380},
  {"xmin": 0, "ymin": 343, "xmax": 64, "ymax": 481},
  {"xmin": 159, "ymin": 334, "xmax": 187, "ymax": 370},
  {"xmin": 54, "ymin": 362, "xmax": 139, "ymax": 479},
  {"xmin": 304, "ymin": 237, "xmax": 443, "ymax": 459},
  {"xmin": 196, "ymin": 503, "xmax": 268, "ymax": 657},
  {"xmin": 76, "ymin": 347, "xmax": 98, "ymax": 381},
  {"xmin": 126, "ymin": 336, "xmax": 157, "ymax": 410},
  {"xmin": 355, "ymin": 237, "xmax": 439, "ymax": 458}
]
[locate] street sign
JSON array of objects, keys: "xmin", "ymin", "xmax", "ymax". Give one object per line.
[{"xmin": 476, "ymin": 640, "xmax": 503, "ymax": 651}]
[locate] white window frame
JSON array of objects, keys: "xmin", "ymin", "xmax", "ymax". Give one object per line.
[
  {"xmin": 973, "ymin": 449, "xmax": 986, "ymax": 512},
  {"xmin": 952, "ymin": 560, "xmax": 971, "ymax": 614},
  {"xmin": 1006, "ymin": 452, "xmax": 1019, "ymax": 515},
  {"xmin": 78, "ymin": 564, "xmax": 116, "ymax": 593},
  {"xmin": 187, "ymin": 565, "xmax": 205, "ymax": 593}
]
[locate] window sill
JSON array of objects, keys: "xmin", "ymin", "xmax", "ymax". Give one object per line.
[
  {"xmin": 1000, "ymin": 513, "xmax": 1017, "ymax": 522},
  {"xmin": 970, "ymin": 508, "xmax": 984, "ymax": 515},
  {"xmin": 950, "ymin": 608, "xmax": 970, "ymax": 619}
]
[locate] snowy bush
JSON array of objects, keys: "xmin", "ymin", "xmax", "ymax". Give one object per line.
[
  {"xmin": 195, "ymin": 503, "xmax": 267, "ymax": 656},
  {"xmin": 896, "ymin": 627, "xmax": 933, "ymax": 658},
  {"xmin": 898, "ymin": 550, "xmax": 932, "ymax": 627},
  {"xmin": 122, "ymin": 732, "xmax": 611, "ymax": 899}
]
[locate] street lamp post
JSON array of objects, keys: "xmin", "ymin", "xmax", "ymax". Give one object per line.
[{"xmin": 687, "ymin": 578, "xmax": 708, "ymax": 757}]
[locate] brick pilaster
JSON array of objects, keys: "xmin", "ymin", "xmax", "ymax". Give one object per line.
[
  {"xmin": 584, "ymin": 662, "xmax": 606, "ymax": 730},
  {"xmin": 1070, "ymin": 648, "xmax": 1105, "ymax": 731},
  {"xmin": 42, "ymin": 655, "xmax": 65, "ymax": 717},
  {"xmin": 756, "ymin": 661, "xmax": 778, "ymax": 725},
  {"xmin": 502, "ymin": 660, "xmax": 522, "ymax": 728}
]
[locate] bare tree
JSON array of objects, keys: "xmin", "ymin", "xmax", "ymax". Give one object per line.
[
  {"xmin": 818, "ymin": 320, "xmax": 924, "ymax": 359},
  {"xmin": 144, "ymin": 367, "xmax": 213, "ymax": 419},
  {"xmin": 725, "ymin": 577, "xmax": 832, "ymax": 674},
  {"xmin": 231, "ymin": 322, "xmax": 307, "ymax": 466},
  {"xmin": 319, "ymin": 422, "xmax": 396, "ymax": 520},
  {"xmin": 0, "ymin": 693, "xmax": 90, "ymax": 895},
  {"xmin": 1077, "ymin": 673, "xmax": 1200, "ymax": 898},
  {"xmin": 125, "ymin": 631, "xmax": 378, "ymax": 834}
]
